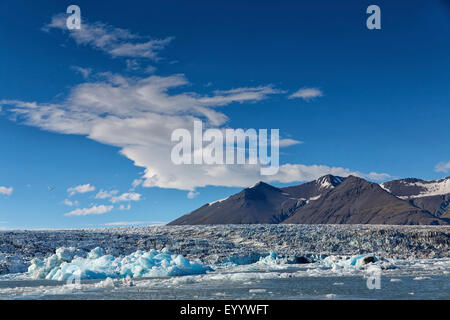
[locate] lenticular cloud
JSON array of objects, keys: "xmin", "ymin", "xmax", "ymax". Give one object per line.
[{"xmin": 0, "ymin": 73, "xmax": 389, "ymax": 191}]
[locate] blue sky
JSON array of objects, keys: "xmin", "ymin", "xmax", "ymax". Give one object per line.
[{"xmin": 0, "ymin": 0, "xmax": 449, "ymax": 229}]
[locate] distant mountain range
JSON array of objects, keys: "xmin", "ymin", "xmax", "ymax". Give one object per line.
[{"xmin": 169, "ymin": 175, "xmax": 450, "ymax": 225}]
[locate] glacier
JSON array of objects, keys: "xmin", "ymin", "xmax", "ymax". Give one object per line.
[
  {"xmin": 0, "ymin": 225, "xmax": 449, "ymax": 299},
  {"xmin": 1, "ymin": 224, "xmax": 449, "ymax": 276}
]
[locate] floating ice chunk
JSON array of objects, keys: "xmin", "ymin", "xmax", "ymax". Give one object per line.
[
  {"xmin": 28, "ymin": 247, "xmax": 212, "ymax": 280},
  {"xmin": 256, "ymin": 252, "xmax": 297, "ymax": 266},
  {"xmin": 322, "ymin": 254, "xmax": 379, "ymax": 271},
  {"xmin": 95, "ymin": 277, "xmax": 115, "ymax": 289},
  {"xmin": 220, "ymin": 253, "xmax": 266, "ymax": 266},
  {"xmin": 121, "ymin": 275, "xmax": 134, "ymax": 287},
  {"xmin": 258, "ymin": 252, "xmax": 283, "ymax": 265},
  {"xmin": 88, "ymin": 247, "xmax": 105, "ymax": 259},
  {"xmin": 55, "ymin": 247, "xmax": 78, "ymax": 262},
  {"xmin": 350, "ymin": 254, "xmax": 378, "ymax": 267},
  {"xmin": 249, "ymin": 289, "xmax": 266, "ymax": 293}
]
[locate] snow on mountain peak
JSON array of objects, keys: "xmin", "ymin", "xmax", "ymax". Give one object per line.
[
  {"xmin": 208, "ymin": 197, "xmax": 229, "ymax": 206},
  {"xmin": 317, "ymin": 175, "xmax": 343, "ymax": 190},
  {"xmin": 383, "ymin": 177, "xmax": 450, "ymax": 199},
  {"xmin": 406, "ymin": 178, "xmax": 450, "ymax": 198},
  {"xmin": 379, "ymin": 183, "xmax": 390, "ymax": 193}
]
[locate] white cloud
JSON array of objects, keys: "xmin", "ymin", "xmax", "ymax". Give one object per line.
[
  {"xmin": 145, "ymin": 65, "xmax": 157, "ymax": 74},
  {"xmin": 0, "ymin": 186, "xmax": 13, "ymax": 196},
  {"xmin": 44, "ymin": 14, "xmax": 173, "ymax": 60},
  {"xmin": 289, "ymin": 88, "xmax": 323, "ymax": 100},
  {"xmin": 365, "ymin": 172, "xmax": 392, "ymax": 181},
  {"xmin": 198, "ymin": 86, "xmax": 281, "ymax": 106},
  {"xmin": 67, "ymin": 184, "xmax": 95, "ymax": 196},
  {"xmin": 119, "ymin": 204, "xmax": 131, "ymax": 211},
  {"xmin": 0, "ymin": 73, "xmax": 388, "ymax": 191},
  {"xmin": 131, "ymin": 179, "xmax": 144, "ymax": 190},
  {"xmin": 71, "ymin": 66, "xmax": 92, "ymax": 79},
  {"xmin": 435, "ymin": 161, "xmax": 450, "ymax": 173},
  {"xmin": 63, "ymin": 199, "xmax": 79, "ymax": 206},
  {"xmin": 95, "ymin": 189, "xmax": 119, "ymax": 199},
  {"xmin": 0, "ymin": 19, "xmax": 390, "ymax": 193},
  {"xmin": 125, "ymin": 59, "xmax": 140, "ymax": 71},
  {"xmin": 260, "ymin": 164, "xmax": 390, "ymax": 185},
  {"xmin": 110, "ymin": 192, "xmax": 142, "ymax": 203},
  {"xmin": 65, "ymin": 204, "xmax": 113, "ymax": 216},
  {"xmin": 277, "ymin": 138, "xmax": 303, "ymax": 148},
  {"xmin": 187, "ymin": 191, "xmax": 199, "ymax": 199},
  {"xmin": 0, "ymin": 73, "xmax": 288, "ymax": 191}
]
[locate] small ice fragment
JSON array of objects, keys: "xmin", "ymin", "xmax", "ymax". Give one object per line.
[
  {"xmin": 95, "ymin": 277, "xmax": 115, "ymax": 289},
  {"xmin": 249, "ymin": 289, "xmax": 267, "ymax": 293},
  {"xmin": 88, "ymin": 247, "xmax": 105, "ymax": 259}
]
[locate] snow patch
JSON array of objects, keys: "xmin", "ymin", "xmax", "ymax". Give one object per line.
[
  {"xmin": 379, "ymin": 183, "xmax": 391, "ymax": 193},
  {"xmin": 405, "ymin": 178, "xmax": 450, "ymax": 198},
  {"xmin": 209, "ymin": 197, "xmax": 229, "ymax": 206},
  {"xmin": 307, "ymin": 195, "xmax": 321, "ymax": 202},
  {"xmin": 318, "ymin": 177, "xmax": 333, "ymax": 189}
]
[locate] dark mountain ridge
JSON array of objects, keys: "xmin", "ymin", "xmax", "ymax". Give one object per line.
[
  {"xmin": 169, "ymin": 175, "xmax": 450, "ymax": 225},
  {"xmin": 282, "ymin": 176, "xmax": 443, "ymax": 225}
]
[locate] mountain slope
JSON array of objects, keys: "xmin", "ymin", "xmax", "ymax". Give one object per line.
[
  {"xmin": 168, "ymin": 175, "xmax": 347, "ymax": 225},
  {"xmin": 169, "ymin": 175, "xmax": 449, "ymax": 225},
  {"xmin": 168, "ymin": 182, "xmax": 301, "ymax": 225},
  {"xmin": 282, "ymin": 176, "xmax": 446, "ymax": 225},
  {"xmin": 381, "ymin": 177, "xmax": 450, "ymax": 218}
]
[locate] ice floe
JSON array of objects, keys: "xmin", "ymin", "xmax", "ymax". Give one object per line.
[{"xmin": 28, "ymin": 247, "xmax": 212, "ymax": 281}]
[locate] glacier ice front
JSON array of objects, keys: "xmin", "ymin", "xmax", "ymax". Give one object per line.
[{"xmin": 28, "ymin": 247, "xmax": 212, "ymax": 281}]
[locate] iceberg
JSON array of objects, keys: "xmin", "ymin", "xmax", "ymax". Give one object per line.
[
  {"xmin": 28, "ymin": 247, "xmax": 212, "ymax": 281},
  {"xmin": 258, "ymin": 252, "xmax": 286, "ymax": 265},
  {"xmin": 322, "ymin": 253, "xmax": 379, "ymax": 271}
]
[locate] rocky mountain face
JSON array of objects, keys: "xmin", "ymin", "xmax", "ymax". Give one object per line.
[
  {"xmin": 169, "ymin": 175, "xmax": 450, "ymax": 225},
  {"xmin": 381, "ymin": 177, "xmax": 450, "ymax": 218},
  {"xmin": 283, "ymin": 176, "xmax": 443, "ymax": 225},
  {"xmin": 168, "ymin": 182, "xmax": 302, "ymax": 225}
]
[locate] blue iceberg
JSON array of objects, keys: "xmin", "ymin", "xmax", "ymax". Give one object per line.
[{"xmin": 28, "ymin": 247, "xmax": 212, "ymax": 281}]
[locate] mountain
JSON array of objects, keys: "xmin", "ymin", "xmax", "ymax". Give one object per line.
[
  {"xmin": 282, "ymin": 176, "xmax": 445, "ymax": 225},
  {"xmin": 168, "ymin": 182, "xmax": 301, "ymax": 225},
  {"xmin": 168, "ymin": 175, "xmax": 347, "ymax": 225},
  {"xmin": 381, "ymin": 177, "xmax": 450, "ymax": 218},
  {"xmin": 169, "ymin": 175, "xmax": 449, "ymax": 225}
]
